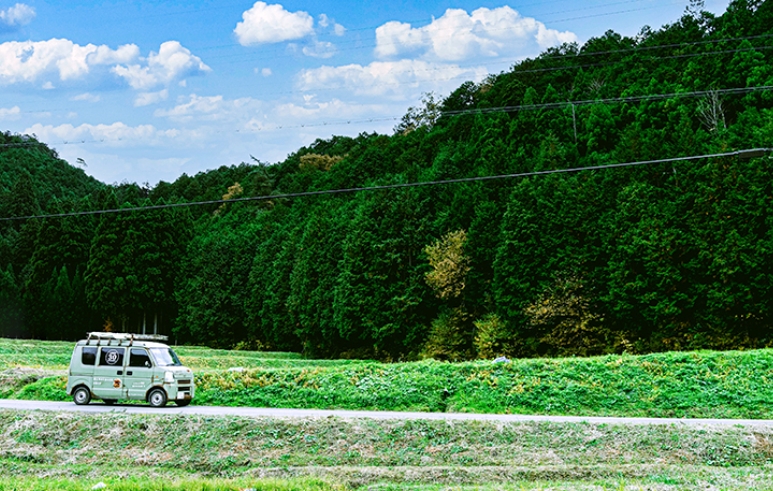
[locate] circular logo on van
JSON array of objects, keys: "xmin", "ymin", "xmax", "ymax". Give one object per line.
[{"xmin": 105, "ymin": 350, "xmax": 120, "ymax": 365}]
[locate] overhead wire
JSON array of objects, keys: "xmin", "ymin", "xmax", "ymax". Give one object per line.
[
  {"xmin": 207, "ymin": 1, "xmax": 696, "ymax": 66},
  {"xmin": 2, "ymin": 0, "xmax": 751, "ymax": 114},
  {"xmin": 214, "ymin": 85, "xmax": 773, "ymax": 132},
  {"xmin": 284, "ymin": 44, "xmax": 773, "ymax": 98},
  {"xmin": 9, "ymin": 35, "xmax": 773, "ymax": 118},
  {"xmin": 206, "ymin": 0, "xmax": 677, "ymax": 63},
  {"xmin": 1, "ymin": 149, "xmax": 769, "ymax": 222},
  {"xmin": 152, "ymin": 0, "xmax": 681, "ymax": 57},
  {"xmin": 3, "ymin": 84, "xmax": 771, "ymax": 147},
  {"xmin": 4, "ymin": 23, "xmax": 772, "ymax": 149},
  {"xmin": 76, "ymin": 0, "xmax": 602, "ymax": 35}
]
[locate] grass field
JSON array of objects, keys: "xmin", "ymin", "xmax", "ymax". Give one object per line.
[
  {"xmin": 3, "ymin": 338, "xmax": 773, "ymax": 489},
  {"xmin": 3, "ymin": 338, "xmax": 773, "ymax": 419}
]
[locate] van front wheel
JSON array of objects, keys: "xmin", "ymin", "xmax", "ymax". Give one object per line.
[
  {"xmin": 73, "ymin": 387, "xmax": 91, "ymax": 405},
  {"xmin": 148, "ymin": 388, "xmax": 167, "ymax": 408}
]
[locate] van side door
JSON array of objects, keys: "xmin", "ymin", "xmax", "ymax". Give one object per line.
[
  {"xmin": 126, "ymin": 347, "xmax": 154, "ymax": 400},
  {"xmin": 92, "ymin": 346, "xmax": 127, "ymax": 400}
]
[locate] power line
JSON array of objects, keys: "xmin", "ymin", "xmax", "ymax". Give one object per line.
[
  {"xmin": 135, "ymin": 0, "xmax": 678, "ymax": 59},
  {"xmin": 209, "ymin": 2, "xmax": 680, "ymax": 66},
  {"xmin": 1, "ymin": 84, "xmax": 771, "ymax": 148},
  {"xmin": 234, "ymin": 85, "xmax": 773, "ymax": 132},
  {"xmin": 207, "ymin": 0, "xmax": 674, "ymax": 63},
  {"xmin": 138, "ymin": 85, "xmax": 773, "ymax": 132},
  {"xmin": 2, "ymin": 149, "xmax": 769, "ymax": 222},
  {"xmin": 82, "ymin": 0, "xmax": 613, "ymax": 40},
  {"xmin": 441, "ymin": 85, "xmax": 773, "ymax": 117},
  {"xmin": 292, "ymin": 44, "xmax": 773, "ymax": 97},
  {"xmin": 10, "ymin": 34, "xmax": 773, "ymax": 118}
]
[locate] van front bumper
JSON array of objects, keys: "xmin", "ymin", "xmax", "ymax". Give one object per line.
[{"xmin": 164, "ymin": 383, "xmax": 195, "ymax": 400}]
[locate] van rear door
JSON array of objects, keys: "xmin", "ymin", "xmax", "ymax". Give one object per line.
[{"xmin": 67, "ymin": 345, "xmax": 97, "ymax": 394}]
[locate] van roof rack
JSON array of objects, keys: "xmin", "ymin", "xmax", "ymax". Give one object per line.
[{"xmin": 85, "ymin": 332, "xmax": 169, "ymax": 345}]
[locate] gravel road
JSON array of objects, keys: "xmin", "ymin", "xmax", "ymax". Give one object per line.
[{"xmin": 2, "ymin": 399, "xmax": 773, "ymax": 427}]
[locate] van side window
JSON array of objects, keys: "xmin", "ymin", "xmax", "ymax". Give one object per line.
[
  {"xmin": 129, "ymin": 348, "xmax": 151, "ymax": 367},
  {"xmin": 99, "ymin": 347, "xmax": 125, "ymax": 366},
  {"xmin": 81, "ymin": 347, "xmax": 97, "ymax": 365}
]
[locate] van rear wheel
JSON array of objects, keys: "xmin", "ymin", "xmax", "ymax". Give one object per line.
[
  {"xmin": 73, "ymin": 387, "xmax": 91, "ymax": 405},
  {"xmin": 148, "ymin": 388, "xmax": 167, "ymax": 408}
]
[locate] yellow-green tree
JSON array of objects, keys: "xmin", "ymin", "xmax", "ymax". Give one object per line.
[{"xmin": 422, "ymin": 230, "xmax": 473, "ymax": 360}]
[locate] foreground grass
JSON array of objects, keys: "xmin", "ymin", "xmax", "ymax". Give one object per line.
[
  {"xmin": 0, "ymin": 477, "xmax": 340, "ymax": 491},
  {"xmin": 3, "ymin": 475, "xmax": 773, "ymax": 491},
  {"xmin": 1, "ymin": 410, "xmax": 773, "ymax": 489},
  {"xmin": 3, "ymin": 337, "xmax": 773, "ymax": 418}
]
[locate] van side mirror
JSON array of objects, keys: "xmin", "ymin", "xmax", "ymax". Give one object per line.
[{"xmin": 145, "ymin": 360, "xmax": 151, "ymax": 368}]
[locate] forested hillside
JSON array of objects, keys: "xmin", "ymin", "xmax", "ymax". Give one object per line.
[{"xmin": 2, "ymin": 0, "xmax": 773, "ymax": 360}]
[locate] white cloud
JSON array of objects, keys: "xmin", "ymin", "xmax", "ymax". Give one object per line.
[
  {"xmin": 319, "ymin": 14, "xmax": 345, "ymax": 36},
  {"xmin": 375, "ymin": 6, "xmax": 577, "ymax": 62},
  {"xmin": 42, "ymin": 81, "xmax": 54, "ymax": 89},
  {"xmin": 298, "ymin": 59, "xmax": 488, "ymax": 98},
  {"xmin": 153, "ymin": 94, "xmax": 267, "ymax": 126},
  {"xmin": 0, "ymin": 39, "xmax": 140, "ymax": 85},
  {"xmin": 0, "ymin": 3, "xmax": 35, "ymax": 28},
  {"xmin": 376, "ymin": 22, "xmax": 425, "ymax": 58},
  {"xmin": 0, "ymin": 105, "xmax": 20, "ymax": 120},
  {"xmin": 134, "ymin": 89, "xmax": 169, "ymax": 107},
  {"xmin": 24, "ymin": 122, "xmax": 159, "ymax": 145},
  {"xmin": 271, "ymin": 98, "xmax": 388, "ymax": 122},
  {"xmin": 234, "ymin": 2, "xmax": 314, "ymax": 46},
  {"xmin": 259, "ymin": 67, "xmax": 272, "ymax": 77},
  {"xmin": 88, "ymin": 44, "xmax": 140, "ymax": 65},
  {"xmin": 112, "ymin": 41, "xmax": 210, "ymax": 90},
  {"xmin": 71, "ymin": 92, "xmax": 101, "ymax": 102},
  {"xmin": 302, "ymin": 40, "xmax": 336, "ymax": 59},
  {"xmin": 154, "ymin": 94, "xmax": 224, "ymax": 121}
]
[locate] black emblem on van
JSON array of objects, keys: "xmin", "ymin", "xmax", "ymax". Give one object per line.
[{"xmin": 105, "ymin": 350, "xmax": 120, "ymax": 365}]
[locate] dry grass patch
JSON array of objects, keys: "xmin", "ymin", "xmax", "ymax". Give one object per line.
[{"xmin": 1, "ymin": 410, "xmax": 773, "ymax": 488}]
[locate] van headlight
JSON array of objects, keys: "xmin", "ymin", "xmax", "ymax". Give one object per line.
[{"xmin": 164, "ymin": 372, "xmax": 174, "ymax": 383}]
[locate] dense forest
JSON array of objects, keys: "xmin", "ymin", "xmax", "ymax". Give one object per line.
[{"xmin": 2, "ymin": 0, "xmax": 773, "ymax": 360}]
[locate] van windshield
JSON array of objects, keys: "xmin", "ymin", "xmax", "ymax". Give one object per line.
[{"xmin": 149, "ymin": 348, "xmax": 183, "ymax": 367}]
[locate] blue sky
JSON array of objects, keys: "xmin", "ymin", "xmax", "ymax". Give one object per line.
[{"xmin": 1, "ymin": 0, "xmax": 731, "ymax": 185}]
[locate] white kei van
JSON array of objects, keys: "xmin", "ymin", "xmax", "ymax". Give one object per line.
[{"xmin": 66, "ymin": 332, "xmax": 195, "ymax": 407}]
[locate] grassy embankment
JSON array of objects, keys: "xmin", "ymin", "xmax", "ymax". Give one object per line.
[
  {"xmin": 2, "ymin": 338, "xmax": 773, "ymax": 419},
  {"xmin": 1, "ymin": 410, "xmax": 773, "ymax": 490}
]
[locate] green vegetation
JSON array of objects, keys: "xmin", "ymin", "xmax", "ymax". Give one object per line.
[
  {"xmin": 1, "ymin": 410, "xmax": 773, "ymax": 489},
  {"xmin": 3, "ymin": 1, "xmax": 773, "ymax": 361},
  {"xmin": 4, "ymin": 339, "xmax": 773, "ymax": 419}
]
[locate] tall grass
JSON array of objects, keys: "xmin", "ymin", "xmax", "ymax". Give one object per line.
[{"xmin": 3, "ymin": 338, "xmax": 773, "ymax": 418}]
